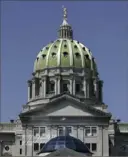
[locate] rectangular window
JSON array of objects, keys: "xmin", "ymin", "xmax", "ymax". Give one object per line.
[
  {"xmin": 76, "ymin": 84, "xmax": 80, "ymax": 92},
  {"xmin": 34, "ymin": 143, "xmax": 39, "ymax": 151},
  {"xmin": 40, "ymin": 127, "xmax": 45, "ymax": 136},
  {"xmin": 85, "ymin": 127, "xmax": 97, "ymax": 136},
  {"xmin": 66, "ymin": 127, "xmax": 72, "ymax": 134},
  {"xmin": 34, "ymin": 127, "xmax": 39, "ymax": 136},
  {"xmin": 92, "ymin": 127, "xmax": 97, "ymax": 136},
  {"xmin": 20, "ymin": 140, "xmax": 22, "ymax": 145},
  {"xmin": 85, "ymin": 127, "xmax": 91, "ymax": 136},
  {"xmin": 58, "ymin": 127, "xmax": 63, "ymax": 136},
  {"xmin": 92, "ymin": 143, "xmax": 97, "ymax": 151},
  {"xmin": 20, "ymin": 148, "xmax": 22, "ymax": 155},
  {"xmin": 40, "ymin": 143, "xmax": 45, "ymax": 150},
  {"xmin": 30, "ymin": 84, "xmax": 32, "ymax": 98},
  {"xmin": 63, "ymin": 84, "xmax": 68, "ymax": 92},
  {"xmin": 50, "ymin": 83, "xmax": 54, "ymax": 92},
  {"xmin": 86, "ymin": 143, "xmax": 90, "ymax": 149}
]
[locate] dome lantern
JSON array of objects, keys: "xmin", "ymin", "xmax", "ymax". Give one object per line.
[{"xmin": 58, "ymin": 6, "xmax": 73, "ymax": 39}]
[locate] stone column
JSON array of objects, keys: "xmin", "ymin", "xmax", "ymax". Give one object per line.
[
  {"xmin": 86, "ymin": 79, "xmax": 89, "ymax": 98},
  {"xmin": 70, "ymin": 79, "xmax": 73, "ymax": 94},
  {"xmin": 103, "ymin": 126, "xmax": 109, "ymax": 156},
  {"xmin": 73, "ymin": 79, "xmax": 75, "ymax": 95},
  {"xmin": 27, "ymin": 80, "xmax": 31, "ymax": 102},
  {"xmin": 55, "ymin": 79, "xmax": 57, "ymax": 95},
  {"xmin": 42, "ymin": 77, "xmax": 47, "ymax": 98},
  {"xmin": 56, "ymin": 76, "xmax": 61, "ymax": 94},
  {"xmin": 0, "ymin": 141, "xmax": 3, "ymax": 156},
  {"xmin": 83, "ymin": 78, "xmax": 86, "ymax": 98},
  {"xmin": 98, "ymin": 126, "xmax": 103, "ymax": 156},
  {"xmin": 32, "ymin": 78, "xmax": 36, "ymax": 99},
  {"xmin": 26, "ymin": 126, "xmax": 33, "ymax": 156}
]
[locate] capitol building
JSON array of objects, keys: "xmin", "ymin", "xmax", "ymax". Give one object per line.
[{"xmin": 0, "ymin": 7, "xmax": 128, "ymax": 156}]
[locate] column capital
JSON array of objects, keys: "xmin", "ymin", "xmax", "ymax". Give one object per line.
[
  {"xmin": 41, "ymin": 76, "xmax": 47, "ymax": 81},
  {"xmin": 27, "ymin": 80, "xmax": 32, "ymax": 86},
  {"xmin": 32, "ymin": 77, "xmax": 36, "ymax": 83}
]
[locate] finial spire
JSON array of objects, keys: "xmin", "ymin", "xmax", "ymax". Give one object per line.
[
  {"xmin": 62, "ymin": 6, "xmax": 67, "ymax": 22},
  {"xmin": 58, "ymin": 6, "xmax": 73, "ymax": 39}
]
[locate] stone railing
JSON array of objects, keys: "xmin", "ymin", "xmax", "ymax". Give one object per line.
[{"xmin": 0, "ymin": 123, "xmax": 16, "ymax": 132}]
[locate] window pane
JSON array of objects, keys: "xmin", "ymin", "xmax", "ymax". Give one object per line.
[
  {"xmin": 92, "ymin": 143, "xmax": 97, "ymax": 151},
  {"xmin": 58, "ymin": 127, "xmax": 63, "ymax": 136},
  {"xmin": 20, "ymin": 149, "xmax": 22, "ymax": 154},
  {"xmin": 76, "ymin": 84, "xmax": 80, "ymax": 92},
  {"xmin": 34, "ymin": 127, "xmax": 39, "ymax": 136},
  {"xmin": 34, "ymin": 143, "xmax": 39, "ymax": 151},
  {"xmin": 40, "ymin": 127, "xmax": 45, "ymax": 136},
  {"xmin": 20, "ymin": 140, "xmax": 22, "ymax": 145},
  {"xmin": 92, "ymin": 127, "xmax": 97, "ymax": 136},
  {"xmin": 85, "ymin": 127, "xmax": 91, "ymax": 136}
]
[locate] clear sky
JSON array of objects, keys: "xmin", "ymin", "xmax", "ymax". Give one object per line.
[{"xmin": 1, "ymin": 1, "xmax": 128, "ymax": 122}]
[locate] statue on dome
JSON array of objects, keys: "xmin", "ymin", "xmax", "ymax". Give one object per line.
[{"xmin": 62, "ymin": 6, "xmax": 67, "ymax": 20}]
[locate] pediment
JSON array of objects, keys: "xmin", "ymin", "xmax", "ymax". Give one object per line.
[
  {"xmin": 19, "ymin": 94, "xmax": 111, "ymax": 118},
  {"xmin": 43, "ymin": 100, "xmax": 94, "ymax": 116}
]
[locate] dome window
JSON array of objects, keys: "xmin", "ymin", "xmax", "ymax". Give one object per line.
[
  {"xmin": 64, "ymin": 44, "xmax": 67, "ymax": 48},
  {"xmin": 42, "ymin": 54, "xmax": 46, "ymax": 59},
  {"xmin": 41, "ymin": 49, "xmax": 43, "ymax": 52},
  {"xmin": 46, "ymin": 47, "xmax": 49, "ymax": 50},
  {"xmin": 77, "ymin": 41, "xmax": 79, "ymax": 44},
  {"xmin": 37, "ymin": 57, "xmax": 39, "ymax": 61},
  {"xmin": 74, "ymin": 45, "xmax": 77, "ymax": 49},
  {"xmin": 54, "ymin": 45, "xmax": 57, "ymax": 48},
  {"xmin": 57, "ymin": 40, "xmax": 60, "ymax": 42},
  {"xmin": 63, "ymin": 52, "xmax": 68, "ymax": 57},
  {"xmin": 85, "ymin": 54, "xmax": 89, "ymax": 59},
  {"xmin": 83, "ymin": 47, "xmax": 85, "ymax": 51},
  {"xmin": 71, "ymin": 40, "xmax": 73, "ymax": 42},
  {"xmin": 51, "ymin": 52, "xmax": 56, "ymax": 58},
  {"xmin": 64, "ymin": 40, "xmax": 67, "ymax": 42},
  {"xmin": 75, "ymin": 52, "xmax": 80, "ymax": 58}
]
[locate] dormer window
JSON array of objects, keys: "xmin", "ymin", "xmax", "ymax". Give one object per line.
[
  {"xmin": 74, "ymin": 45, "xmax": 77, "ymax": 49},
  {"xmin": 75, "ymin": 52, "xmax": 80, "ymax": 58},
  {"xmin": 42, "ymin": 54, "xmax": 46, "ymax": 59},
  {"xmin": 64, "ymin": 44, "xmax": 67, "ymax": 48},
  {"xmin": 37, "ymin": 57, "xmax": 39, "ymax": 61},
  {"xmin": 85, "ymin": 54, "xmax": 89, "ymax": 59},
  {"xmin": 46, "ymin": 47, "xmax": 49, "ymax": 50},
  {"xmin": 51, "ymin": 52, "xmax": 56, "ymax": 58},
  {"xmin": 83, "ymin": 47, "xmax": 85, "ymax": 51},
  {"xmin": 63, "ymin": 52, "xmax": 68, "ymax": 57},
  {"xmin": 54, "ymin": 45, "xmax": 57, "ymax": 48}
]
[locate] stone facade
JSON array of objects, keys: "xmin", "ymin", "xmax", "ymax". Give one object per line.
[{"xmin": 1, "ymin": 7, "xmax": 128, "ymax": 157}]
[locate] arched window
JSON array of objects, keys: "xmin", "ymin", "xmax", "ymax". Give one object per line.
[
  {"xmin": 75, "ymin": 83, "xmax": 81, "ymax": 93},
  {"xmin": 49, "ymin": 81, "xmax": 55, "ymax": 93},
  {"xmin": 35, "ymin": 78, "xmax": 40, "ymax": 96},
  {"xmin": 62, "ymin": 80, "xmax": 70, "ymax": 93}
]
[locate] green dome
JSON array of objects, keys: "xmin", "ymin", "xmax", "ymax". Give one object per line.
[{"xmin": 33, "ymin": 39, "xmax": 97, "ymax": 73}]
